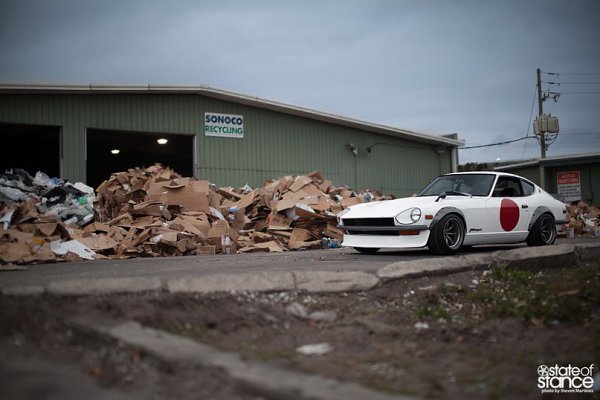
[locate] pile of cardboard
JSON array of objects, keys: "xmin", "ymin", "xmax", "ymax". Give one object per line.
[
  {"xmin": 563, "ymin": 201, "xmax": 600, "ymax": 237},
  {"xmin": 1, "ymin": 165, "xmax": 391, "ymax": 264},
  {"xmin": 0, "ymin": 200, "xmax": 76, "ymax": 264}
]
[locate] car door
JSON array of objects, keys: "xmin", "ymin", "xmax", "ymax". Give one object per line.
[{"xmin": 483, "ymin": 176, "xmax": 532, "ymax": 243}]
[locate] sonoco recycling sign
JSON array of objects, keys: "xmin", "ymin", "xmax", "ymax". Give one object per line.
[{"xmin": 204, "ymin": 112, "xmax": 244, "ymax": 139}]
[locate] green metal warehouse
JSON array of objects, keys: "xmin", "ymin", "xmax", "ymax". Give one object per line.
[{"xmin": 0, "ymin": 84, "xmax": 462, "ymax": 196}]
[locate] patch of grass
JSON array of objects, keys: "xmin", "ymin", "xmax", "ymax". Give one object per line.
[
  {"xmin": 411, "ymin": 265, "xmax": 600, "ymax": 325},
  {"xmin": 414, "ymin": 303, "xmax": 450, "ymax": 320},
  {"xmin": 470, "ymin": 264, "xmax": 600, "ymax": 324},
  {"xmin": 413, "ymin": 283, "xmax": 463, "ymax": 320}
]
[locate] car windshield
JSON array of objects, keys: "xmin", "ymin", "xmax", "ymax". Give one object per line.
[{"xmin": 418, "ymin": 174, "xmax": 495, "ymax": 197}]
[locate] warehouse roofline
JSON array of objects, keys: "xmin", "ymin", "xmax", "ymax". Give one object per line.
[
  {"xmin": 0, "ymin": 83, "xmax": 463, "ymax": 147},
  {"xmin": 494, "ymin": 152, "xmax": 600, "ymax": 170}
]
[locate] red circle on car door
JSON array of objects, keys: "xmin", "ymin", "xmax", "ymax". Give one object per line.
[{"xmin": 500, "ymin": 198, "xmax": 519, "ymax": 231}]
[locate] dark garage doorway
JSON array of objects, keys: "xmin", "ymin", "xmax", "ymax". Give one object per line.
[
  {"xmin": 0, "ymin": 123, "xmax": 61, "ymax": 178},
  {"xmin": 87, "ymin": 129, "xmax": 194, "ymax": 189}
]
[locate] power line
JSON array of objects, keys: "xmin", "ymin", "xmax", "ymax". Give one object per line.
[
  {"xmin": 559, "ymin": 91, "xmax": 600, "ymax": 94},
  {"xmin": 460, "ymin": 136, "xmax": 532, "ymax": 150},
  {"xmin": 555, "ymin": 72, "xmax": 600, "ymax": 75},
  {"xmin": 522, "ymin": 85, "xmax": 538, "ymax": 158},
  {"xmin": 556, "ymin": 82, "xmax": 600, "ymax": 85},
  {"xmin": 550, "ymin": 142, "xmax": 600, "ymax": 147}
]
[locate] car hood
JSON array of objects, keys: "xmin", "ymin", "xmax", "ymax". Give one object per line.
[{"xmin": 341, "ymin": 196, "xmax": 439, "ymax": 219}]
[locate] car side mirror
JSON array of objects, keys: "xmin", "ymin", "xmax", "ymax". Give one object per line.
[{"xmin": 435, "ymin": 192, "xmax": 447, "ymax": 202}]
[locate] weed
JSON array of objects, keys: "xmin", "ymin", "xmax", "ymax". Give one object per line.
[
  {"xmin": 470, "ymin": 264, "xmax": 600, "ymax": 323},
  {"xmin": 413, "ymin": 283, "xmax": 462, "ymax": 320},
  {"xmin": 412, "ymin": 265, "xmax": 600, "ymax": 324}
]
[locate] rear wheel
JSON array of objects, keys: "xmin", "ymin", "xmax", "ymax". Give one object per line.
[
  {"xmin": 526, "ymin": 213, "xmax": 556, "ymax": 246},
  {"xmin": 354, "ymin": 247, "xmax": 380, "ymax": 254},
  {"xmin": 428, "ymin": 214, "xmax": 465, "ymax": 255}
]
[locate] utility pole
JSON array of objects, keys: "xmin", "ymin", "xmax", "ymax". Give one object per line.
[{"xmin": 536, "ymin": 68, "xmax": 546, "ymax": 158}]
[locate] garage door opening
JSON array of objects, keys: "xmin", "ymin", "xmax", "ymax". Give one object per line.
[
  {"xmin": 0, "ymin": 123, "xmax": 61, "ymax": 178},
  {"xmin": 87, "ymin": 129, "xmax": 194, "ymax": 188}
]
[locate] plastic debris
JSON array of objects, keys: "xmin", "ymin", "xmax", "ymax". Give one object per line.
[
  {"xmin": 296, "ymin": 343, "xmax": 333, "ymax": 356},
  {"xmin": 50, "ymin": 240, "xmax": 96, "ymax": 260},
  {"xmin": 285, "ymin": 302, "xmax": 337, "ymax": 322},
  {"xmin": 414, "ymin": 322, "xmax": 430, "ymax": 330}
]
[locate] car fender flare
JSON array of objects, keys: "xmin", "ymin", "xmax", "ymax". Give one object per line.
[
  {"xmin": 528, "ymin": 206, "xmax": 554, "ymax": 231},
  {"xmin": 429, "ymin": 207, "xmax": 466, "ymax": 230}
]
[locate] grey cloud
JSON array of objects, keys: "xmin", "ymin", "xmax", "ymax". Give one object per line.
[{"xmin": 0, "ymin": 0, "xmax": 599, "ymax": 162}]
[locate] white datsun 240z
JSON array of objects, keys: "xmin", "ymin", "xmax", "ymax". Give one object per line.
[{"xmin": 338, "ymin": 172, "xmax": 568, "ymax": 255}]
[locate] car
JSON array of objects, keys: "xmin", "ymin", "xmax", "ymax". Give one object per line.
[{"xmin": 337, "ymin": 171, "xmax": 568, "ymax": 255}]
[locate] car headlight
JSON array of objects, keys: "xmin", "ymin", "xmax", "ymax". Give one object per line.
[
  {"xmin": 395, "ymin": 207, "xmax": 421, "ymax": 224},
  {"xmin": 337, "ymin": 208, "xmax": 351, "ymax": 223}
]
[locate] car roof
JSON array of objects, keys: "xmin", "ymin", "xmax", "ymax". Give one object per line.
[
  {"xmin": 442, "ymin": 171, "xmax": 537, "ymax": 184},
  {"xmin": 445, "ymin": 171, "xmax": 518, "ymax": 178}
]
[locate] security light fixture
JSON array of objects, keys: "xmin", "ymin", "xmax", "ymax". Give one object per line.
[
  {"xmin": 157, "ymin": 138, "xmax": 168, "ymax": 145},
  {"xmin": 111, "ymin": 149, "xmax": 120, "ymax": 154},
  {"xmin": 345, "ymin": 143, "xmax": 358, "ymax": 156}
]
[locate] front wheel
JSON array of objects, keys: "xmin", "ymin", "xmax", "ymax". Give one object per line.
[
  {"xmin": 427, "ymin": 214, "xmax": 465, "ymax": 255},
  {"xmin": 526, "ymin": 213, "xmax": 556, "ymax": 246},
  {"xmin": 354, "ymin": 247, "xmax": 380, "ymax": 254}
]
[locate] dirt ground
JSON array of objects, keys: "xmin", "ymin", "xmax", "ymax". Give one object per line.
[{"xmin": 1, "ymin": 262, "xmax": 599, "ymax": 400}]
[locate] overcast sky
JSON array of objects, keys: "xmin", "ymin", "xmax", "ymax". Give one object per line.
[{"xmin": 1, "ymin": 0, "xmax": 599, "ymax": 164}]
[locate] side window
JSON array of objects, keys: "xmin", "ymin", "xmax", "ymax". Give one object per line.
[
  {"xmin": 521, "ymin": 180, "xmax": 535, "ymax": 196},
  {"xmin": 492, "ymin": 177, "xmax": 524, "ymax": 197}
]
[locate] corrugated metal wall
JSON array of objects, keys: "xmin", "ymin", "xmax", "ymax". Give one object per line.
[
  {"xmin": 502, "ymin": 165, "xmax": 540, "ymax": 184},
  {"xmin": 0, "ymin": 93, "xmax": 453, "ymax": 196}
]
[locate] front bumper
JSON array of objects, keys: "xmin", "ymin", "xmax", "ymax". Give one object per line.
[{"xmin": 340, "ymin": 230, "xmax": 430, "ymax": 249}]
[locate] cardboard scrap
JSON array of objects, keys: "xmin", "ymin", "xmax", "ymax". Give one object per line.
[
  {"xmin": 76, "ymin": 234, "xmax": 119, "ymax": 251},
  {"xmin": 562, "ymin": 201, "xmax": 600, "ymax": 237},
  {"xmin": 1, "ymin": 164, "xmax": 396, "ymax": 264}
]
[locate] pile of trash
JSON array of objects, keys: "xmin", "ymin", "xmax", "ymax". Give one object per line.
[
  {"xmin": 0, "ymin": 168, "xmax": 99, "ymax": 264},
  {"xmin": 1, "ymin": 165, "xmax": 392, "ymax": 264},
  {"xmin": 563, "ymin": 201, "xmax": 600, "ymax": 237}
]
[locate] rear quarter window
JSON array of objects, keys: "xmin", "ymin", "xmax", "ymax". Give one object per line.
[{"xmin": 521, "ymin": 180, "xmax": 535, "ymax": 196}]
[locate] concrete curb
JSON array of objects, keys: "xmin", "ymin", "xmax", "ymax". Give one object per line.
[
  {"xmin": 1, "ymin": 285, "xmax": 45, "ymax": 296},
  {"xmin": 167, "ymin": 271, "xmax": 296, "ymax": 293},
  {"xmin": 492, "ymin": 243, "xmax": 578, "ymax": 270},
  {"xmin": 46, "ymin": 277, "xmax": 163, "ymax": 295},
  {"xmin": 293, "ymin": 271, "xmax": 379, "ymax": 292},
  {"xmin": 574, "ymin": 242, "xmax": 600, "ymax": 264},
  {"xmin": 377, "ymin": 243, "xmax": 600, "ymax": 281},
  {"xmin": 377, "ymin": 253, "xmax": 493, "ymax": 280},
  {"xmin": 2, "ymin": 242, "xmax": 600, "ymax": 297},
  {"xmin": 167, "ymin": 270, "xmax": 379, "ymax": 294},
  {"xmin": 66, "ymin": 315, "xmax": 417, "ymax": 400}
]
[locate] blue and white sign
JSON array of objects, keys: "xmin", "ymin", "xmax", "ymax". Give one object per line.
[{"xmin": 204, "ymin": 112, "xmax": 244, "ymax": 139}]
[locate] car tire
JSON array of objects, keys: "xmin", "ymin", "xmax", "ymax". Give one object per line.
[
  {"xmin": 526, "ymin": 213, "xmax": 556, "ymax": 246},
  {"xmin": 428, "ymin": 214, "xmax": 465, "ymax": 255},
  {"xmin": 354, "ymin": 247, "xmax": 380, "ymax": 254}
]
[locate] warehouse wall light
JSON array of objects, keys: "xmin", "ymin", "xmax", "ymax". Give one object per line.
[
  {"xmin": 345, "ymin": 143, "xmax": 358, "ymax": 156},
  {"xmin": 157, "ymin": 138, "xmax": 168, "ymax": 144},
  {"xmin": 110, "ymin": 149, "xmax": 120, "ymax": 154}
]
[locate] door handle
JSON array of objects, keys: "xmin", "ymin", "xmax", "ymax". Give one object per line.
[{"xmin": 521, "ymin": 204, "xmax": 529, "ymax": 209}]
